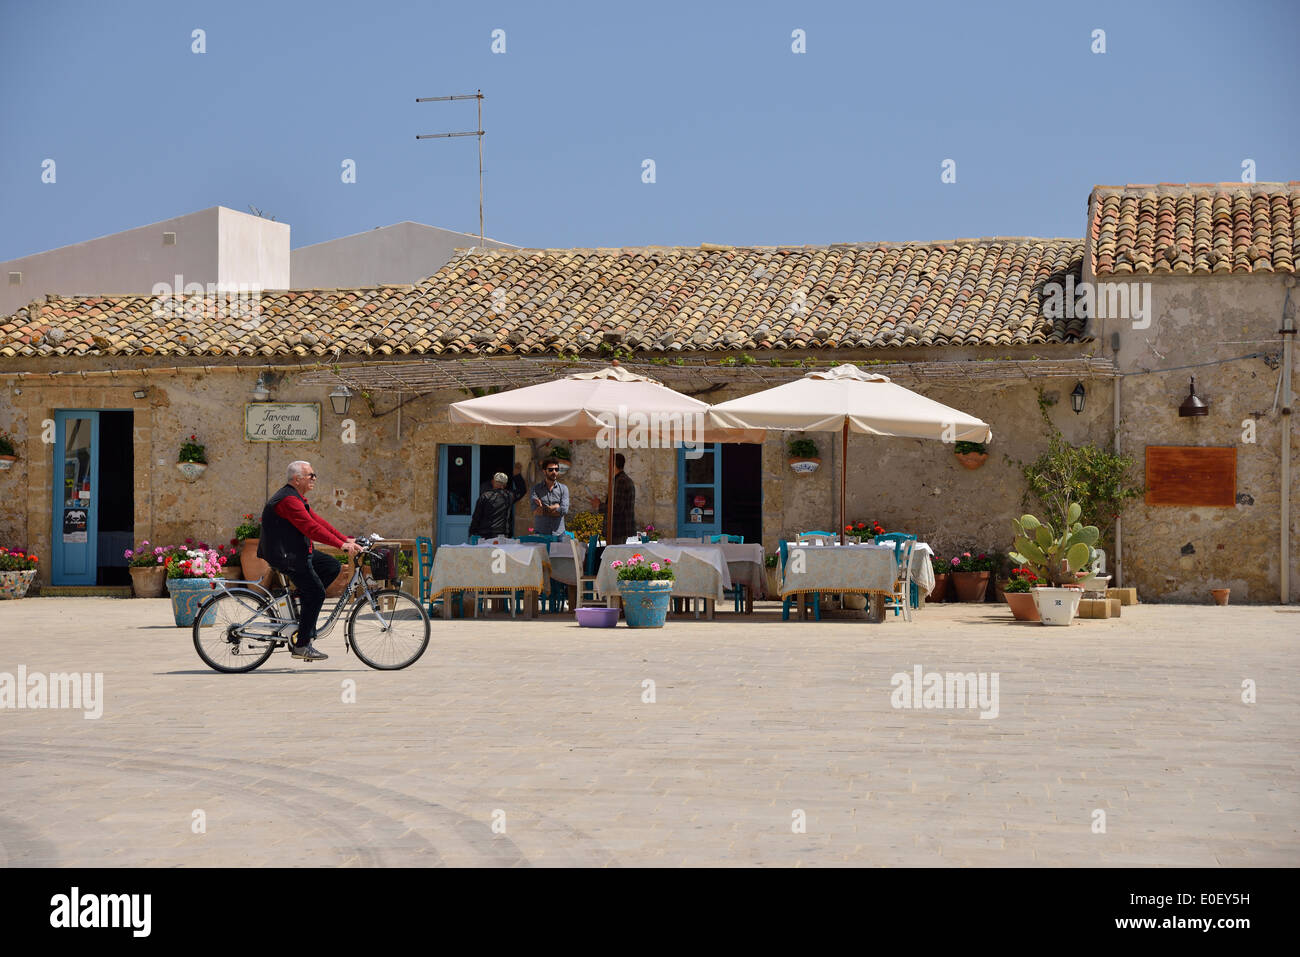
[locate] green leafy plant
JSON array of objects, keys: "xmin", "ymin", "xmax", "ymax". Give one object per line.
[
  {"xmin": 1003, "ymin": 567, "xmax": 1040, "ymax": 593},
  {"xmin": 948, "ymin": 551, "xmax": 1000, "ymax": 573},
  {"xmin": 1019, "ymin": 391, "xmax": 1142, "ymax": 549},
  {"xmin": 611, "ymin": 554, "xmax": 675, "ymax": 581},
  {"xmin": 953, "ymin": 440, "xmax": 987, "ymax": 455},
  {"xmin": 0, "ymin": 546, "xmax": 39, "ymax": 571},
  {"xmin": 548, "ymin": 444, "xmax": 571, "ymax": 460},
  {"xmin": 235, "ymin": 513, "xmax": 261, "ymax": 541},
  {"xmin": 178, "ymin": 434, "xmax": 207, "ymax": 464},
  {"xmin": 765, "ymin": 552, "xmax": 778, "ymax": 569},
  {"xmin": 0, "ymin": 429, "xmax": 16, "ymax": 457},
  {"xmin": 1009, "ymin": 503, "xmax": 1099, "ymax": 588},
  {"xmin": 788, "ymin": 437, "xmax": 819, "ymax": 459}
]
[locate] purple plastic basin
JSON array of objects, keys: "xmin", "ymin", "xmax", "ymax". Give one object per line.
[{"xmin": 575, "ymin": 607, "xmax": 620, "ymax": 628}]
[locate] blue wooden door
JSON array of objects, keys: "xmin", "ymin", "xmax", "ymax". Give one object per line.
[
  {"xmin": 437, "ymin": 443, "xmax": 477, "ymax": 546},
  {"xmin": 52, "ymin": 411, "xmax": 100, "ymax": 585},
  {"xmin": 677, "ymin": 443, "xmax": 721, "ymax": 539}
]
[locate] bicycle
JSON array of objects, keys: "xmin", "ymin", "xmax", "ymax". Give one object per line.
[{"xmin": 192, "ymin": 535, "xmax": 430, "ymax": 673}]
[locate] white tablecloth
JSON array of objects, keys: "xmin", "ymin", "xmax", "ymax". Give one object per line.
[
  {"xmin": 715, "ymin": 542, "xmax": 767, "ymax": 599},
  {"xmin": 429, "ymin": 543, "xmax": 550, "ymax": 596},
  {"xmin": 779, "ymin": 543, "xmax": 900, "ymax": 599},
  {"xmin": 546, "ymin": 540, "xmax": 587, "ymax": 588},
  {"xmin": 596, "ymin": 543, "xmax": 732, "ymax": 601}
]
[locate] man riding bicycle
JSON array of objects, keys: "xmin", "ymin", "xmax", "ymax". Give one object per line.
[{"xmin": 257, "ymin": 460, "xmax": 362, "ymax": 661}]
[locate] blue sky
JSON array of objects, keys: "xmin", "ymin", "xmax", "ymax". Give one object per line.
[{"xmin": 1, "ymin": 0, "xmax": 1296, "ymax": 260}]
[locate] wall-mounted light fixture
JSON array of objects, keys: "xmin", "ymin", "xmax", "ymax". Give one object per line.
[
  {"xmin": 1070, "ymin": 382, "xmax": 1086, "ymax": 414},
  {"xmin": 251, "ymin": 371, "xmax": 272, "ymax": 402},
  {"xmin": 329, "ymin": 385, "xmax": 353, "ymax": 415},
  {"xmin": 132, "ymin": 388, "xmax": 148, "ymax": 400},
  {"xmin": 1178, "ymin": 377, "xmax": 1208, "ymax": 417}
]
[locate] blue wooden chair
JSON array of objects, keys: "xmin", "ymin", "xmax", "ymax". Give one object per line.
[
  {"xmin": 709, "ymin": 534, "xmax": 746, "ymax": 611},
  {"xmin": 419, "ymin": 535, "xmax": 466, "ymax": 618},
  {"xmin": 779, "ymin": 539, "xmax": 821, "ymax": 621},
  {"xmin": 874, "ymin": 533, "xmax": 918, "ymax": 618}
]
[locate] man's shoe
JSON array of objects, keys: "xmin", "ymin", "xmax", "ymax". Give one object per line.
[{"xmin": 290, "ymin": 639, "xmax": 327, "ymax": 661}]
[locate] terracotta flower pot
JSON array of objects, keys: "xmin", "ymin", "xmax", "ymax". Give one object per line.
[
  {"xmin": 1004, "ymin": 591, "xmax": 1040, "ymax": 621},
  {"xmin": 238, "ymin": 538, "xmax": 270, "ymax": 587},
  {"xmin": 954, "ymin": 451, "xmax": 988, "ymax": 470},
  {"xmin": 928, "ymin": 572, "xmax": 949, "ymax": 603},
  {"xmin": 1211, "ymin": 588, "xmax": 1230, "ymax": 606},
  {"xmin": 129, "ymin": 564, "xmax": 168, "ymax": 598},
  {"xmin": 951, "ymin": 570, "xmax": 990, "ymax": 602}
]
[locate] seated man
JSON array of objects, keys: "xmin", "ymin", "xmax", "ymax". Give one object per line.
[
  {"xmin": 257, "ymin": 460, "xmax": 361, "ymax": 660},
  {"xmin": 469, "ymin": 471, "xmax": 518, "ymax": 539}
]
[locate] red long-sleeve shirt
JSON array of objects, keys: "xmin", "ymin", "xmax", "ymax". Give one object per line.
[{"xmin": 274, "ymin": 495, "xmax": 347, "ymax": 550}]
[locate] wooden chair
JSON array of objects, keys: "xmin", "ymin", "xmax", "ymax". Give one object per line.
[
  {"xmin": 875, "ymin": 537, "xmax": 916, "ymax": 622},
  {"xmin": 568, "ymin": 534, "xmax": 602, "ymax": 610},
  {"xmin": 874, "ymin": 533, "xmax": 919, "ymax": 615}
]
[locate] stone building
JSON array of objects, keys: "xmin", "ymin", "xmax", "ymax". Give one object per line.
[{"xmin": 1, "ymin": 182, "xmax": 1295, "ymax": 602}]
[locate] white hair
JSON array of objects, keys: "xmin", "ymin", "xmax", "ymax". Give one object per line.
[{"xmin": 288, "ymin": 460, "xmax": 312, "ymax": 482}]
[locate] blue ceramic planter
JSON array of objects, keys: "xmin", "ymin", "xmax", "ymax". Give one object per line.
[
  {"xmin": 618, "ymin": 579, "xmax": 673, "ymax": 628},
  {"xmin": 166, "ymin": 577, "xmax": 219, "ymax": 627}
]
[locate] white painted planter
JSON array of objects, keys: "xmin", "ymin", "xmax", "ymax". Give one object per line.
[
  {"xmin": 0, "ymin": 455, "xmax": 16, "ymax": 470},
  {"xmin": 553, "ymin": 460, "xmax": 570, "ymax": 475},
  {"xmin": 1032, "ymin": 586, "xmax": 1083, "ymax": 626},
  {"xmin": 176, "ymin": 461, "xmax": 207, "ymax": 482},
  {"xmin": 789, "ymin": 458, "xmax": 820, "ymax": 474}
]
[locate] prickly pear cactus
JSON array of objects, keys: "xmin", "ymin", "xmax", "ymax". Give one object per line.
[{"xmin": 1009, "ymin": 501, "xmax": 1099, "ymax": 587}]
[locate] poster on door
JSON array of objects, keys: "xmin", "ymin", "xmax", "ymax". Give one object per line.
[{"xmin": 62, "ymin": 508, "xmax": 88, "ymax": 543}]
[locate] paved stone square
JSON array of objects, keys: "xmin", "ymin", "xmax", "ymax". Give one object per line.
[{"xmin": 0, "ymin": 597, "xmax": 1296, "ymax": 867}]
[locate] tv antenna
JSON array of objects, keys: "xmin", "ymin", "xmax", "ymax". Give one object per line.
[{"xmin": 416, "ymin": 90, "xmax": 485, "ymax": 249}]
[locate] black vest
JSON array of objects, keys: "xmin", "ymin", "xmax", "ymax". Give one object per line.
[{"xmin": 257, "ymin": 485, "xmax": 312, "ymax": 570}]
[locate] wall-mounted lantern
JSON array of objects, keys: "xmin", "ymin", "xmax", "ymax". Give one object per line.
[
  {"xmin": 1178, "ymin": 377, "xmax": 1208, "ymax": 417},
  {"xmin": 1070, "ymin": 382, "xmax": 1086, "ymax": 414},
  {"xmin": 329, "ymin": 385, "xmax": 353, "ymax": 415},
  {"xmin": 251, "ymin": 371, "xmax": 272, "ymax": 402}
]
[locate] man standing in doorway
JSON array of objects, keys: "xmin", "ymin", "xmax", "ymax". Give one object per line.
[
  {"xmin": 589, "ymin": 453, "xmax": 637, "ymax": 542},
  {"xmin": 257, "ymin": 461, "xmax": 361, "ymax": 661},
  {"xmin": 530, "ymin": 457, "xmax": 570, "ymax": 536},
  {"xmin": 469, "ymin": 472, "xmax": 517, "ymax": 539}
]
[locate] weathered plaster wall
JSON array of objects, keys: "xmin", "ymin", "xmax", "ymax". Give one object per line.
[{"xmin": 1094, "ymin": 274, "xmax": 1298, "ymax": 603}]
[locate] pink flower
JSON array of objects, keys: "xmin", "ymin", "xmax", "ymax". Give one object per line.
[
  {"xmin": 650, "ymin": 562, "xmax": 661, "ymax": 571},
  {"xmin": 962, "ymin": 552, "xmax": 971, "ymax": 558},
  {"xmin": 950, "ymin": 557, "xmax": 960, "ymax": 566},
  {"xmin": 610, "ymin": 560, "xmax": 624, "ymax": 568},
  {"xmin": 124, "ymin": 549, "xmax": 133, "ymax": 559},
  {"xmin": 528, "ymin": 527, "xmax": 534, "ymax": 533}
]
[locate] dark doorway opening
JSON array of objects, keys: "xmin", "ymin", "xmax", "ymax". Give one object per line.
[
  {"xmin": 720, "ymin": 443, "xmax": 762, "ymax": 545},
  {"xmin": 478, "ymin": 445, "xmax": 516, "ymax": 496},
  {"xmin": 97, "ymin": 411, "xmax": 134, "ymax": 586}
]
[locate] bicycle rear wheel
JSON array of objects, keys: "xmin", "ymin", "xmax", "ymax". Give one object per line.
[
  {"xmin": 193, "ymin": 589, "xmax": 280, "ymax": 673},
  {"xmin": 346, "ymin": 589, "xmax": 430, "ymax": 670}
]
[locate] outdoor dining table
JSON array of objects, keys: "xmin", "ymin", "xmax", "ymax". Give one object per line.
[
  {"xmin": 544, "ymin": 539, "xmax": 587, "ymax": 588},
  {"xmin": 427, "ymin": 542, "xmax": 551, "ymax": 619},
  {"xmin": 594, "ymin": 543, "xmax": 732, "ymax": 619},
  {"xmin": 779, "ymin": 542, "xmax": 906, "ymax": 622}
]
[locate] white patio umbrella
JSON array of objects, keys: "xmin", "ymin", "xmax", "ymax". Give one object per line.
[
  {"xmin": 707, "ymin": 364, "xmax": 993, "ymax": 543},
  {"xmin": 449, "ymin": 365, "xmax": 762, "ymax": 538}
]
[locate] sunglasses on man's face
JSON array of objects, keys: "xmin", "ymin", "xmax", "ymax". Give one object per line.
[
  {"xmin": 545, "ymin": 467, "xmax": 559, "ymax": 473},
  {"xmin": 306, "ymin": 472, "xmax": 317, "ymax": 479}
]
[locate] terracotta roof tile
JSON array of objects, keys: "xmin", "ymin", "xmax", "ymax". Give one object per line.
[
  {"xmin": 0, "ymin": 239, "xmax": 1087, "ymax": 359},
  {"xmin": 1089, "ymin": 182, "xmax": 1298, "ymax": 276}
]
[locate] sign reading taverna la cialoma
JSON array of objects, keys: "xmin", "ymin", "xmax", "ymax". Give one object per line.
[{"xmin": 245, "ymin": 403, "xmax": 321, "ymax": 442}]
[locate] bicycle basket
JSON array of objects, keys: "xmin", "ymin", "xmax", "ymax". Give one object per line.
[{"xmin": 368, "ymin": 546, "xmax": 398, "ymax": 580}]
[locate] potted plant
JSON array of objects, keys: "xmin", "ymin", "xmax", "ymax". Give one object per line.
[
  {"xmin": 177, "ymin": 433, "xmax": 208, "ymax": 482},
  {"xmin": 1002, "ymin": 567, "xmax": 1041, "ymax": 621},
  {"xmin": 928, "ymin": 555, "xmax": 950, "ymax": 603},
  {"xmin": 125, "ymin": 540, "xmax": 169, "ymax": 597},
  {"xmin": 788, "ymin": 437, "xmax": 820, "ymax": 474},
  {"xmin": 0, "ymin": 546, "xmax": 39, "ymax": 599},
  {"xmin": 764, "ymin": 551, "xmax": 780, "ymax": 598},
  {"xmin": 569, "ymin": 510, "xmax": 604, "ymax": 544},
  {"xmin": 953, "ymin": 440, "xmax": 988, "ymax": 470},
  {"xmin": 844, "ymin": 520, "xmax": 885, "ymax": 543},
  {"xmin": 1009, "ymin": 503, "xmax": 1099, "ymax": 626},
  {"xmin": 949, "ymin": 551, "xmax": 997, "ymax": 602},
  {"xmin": 612, "ymin": 553, "xmax": 675, "ymax": 628},
  {"xmin": 0, "ymin": 429, "xmax": 17, "ymax": 470},
  {"xmin": 215, "ymin": 541, "xmax": 242, "ymax": 580},
  {"xmin": 164, "ymin": 546, "xmax": 223, "ymax": 627},
  {"xmin": 640, "ymin": 523, "xmax": 661, "ymax": 542},
  {"xmin": 235, "ymin": 513, "xmax": 269, "ymax": 586}
]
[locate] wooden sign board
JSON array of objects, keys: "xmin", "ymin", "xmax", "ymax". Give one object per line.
[{"xmin": 1145, "ymin": 446, "xmax": 1236, "ymax": 507}]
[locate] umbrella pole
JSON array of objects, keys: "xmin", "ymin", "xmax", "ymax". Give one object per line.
[
  {"xmin": 840, "ymin": 421, "xmax": 848, "ymax": 545},
  {"xmin": 606, "ymin": 445, "xmax": 615, "ymax": 544}
]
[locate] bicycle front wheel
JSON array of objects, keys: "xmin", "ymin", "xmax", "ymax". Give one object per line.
[
  {"xmin": 193, "ymin": 589, "xmax": 280, "ymax": 673},
  {"xmin": 346, "ymin": 589, "xmax": 430, "ymax": 670}
]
